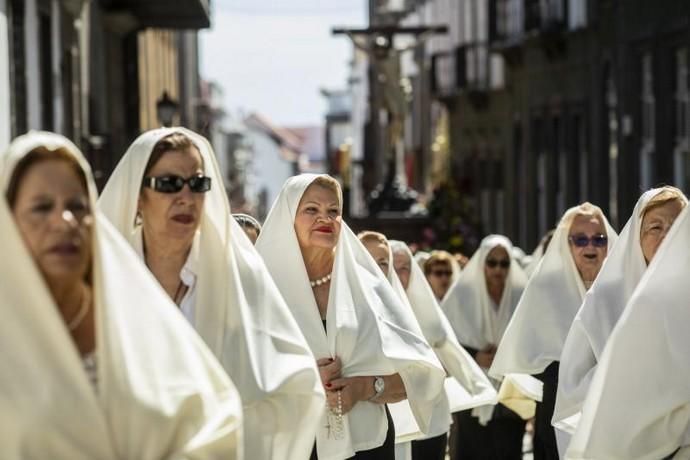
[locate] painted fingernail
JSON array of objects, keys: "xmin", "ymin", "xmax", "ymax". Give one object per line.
[{"xmin": 325, "ymin": 383, "xmax": 332, "ymax": 388}]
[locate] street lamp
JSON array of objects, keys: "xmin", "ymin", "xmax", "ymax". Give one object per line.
[{"xmin": 156, "ymin": 90, "xmax": 179, "ymax": 127}]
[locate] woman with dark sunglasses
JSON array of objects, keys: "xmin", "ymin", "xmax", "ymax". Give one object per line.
[
  {"xmin": 490, "ymin": 203, "xmax": 617, "ymax": 460},
  {"xmin": 565, "ymin": 195, "xmax": 690, "ymax": 459},
  {"xmin": 99, "ymin": 128, "xmax": 325, "ymax": 460},
  {"xmin": 555, "ymin": 187, "xmax": 687, "ymax": 449},
  {"xmin": 441, "ymin": 235, "xmax": 529, "ymax": 460},
  {"xmin": 423, "ymin": 250, "xmax": 458, "ymax": 302}
]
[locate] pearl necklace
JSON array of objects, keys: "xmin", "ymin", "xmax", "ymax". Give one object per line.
[{"xmin": 309, "ymin": 273, "xmax": 332, "ymax": 288}]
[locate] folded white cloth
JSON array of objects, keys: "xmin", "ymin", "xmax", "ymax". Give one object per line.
[
  {"xmin": 567, "ymin": 205, "xmax": 690, "ymax": 460},
  {"xmin": 386, "ymin": 240, "xmax": 497, "ymax": 441},
  {"xmin": 0, "ymin": 131, "xmax": 242, "ymax": 460},
  {"xmin": 256, "ymin": 174, "xmax": 446, "ymax": 460},
  {"xmin": 442, "ymin": 235, "xmax": 528, "ymax": 423},
  {"xmin": 99, "ymin": 127, "xmax": 324, "ymax": 459},
  {"xmin": 490, "ymin": 205, "xmax": 616, "ymax": 379},
  {"xmin": 555, "ymin": 189, "xmax": 685, "ymax": 435}
]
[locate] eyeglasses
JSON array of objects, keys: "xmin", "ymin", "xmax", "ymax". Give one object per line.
[
  {"xmin": 430, "ymin": 269, "xmax": 452, "ymax": 278},
  {"xmin": 568, "ymin": 234, "xmax": 608, "ymax": 248},
  {"xmin": 142, "ymin": 174, "xmax": 212, "ymax": 194},
  {"xmin": 486, "ymin": 259, "xmax": 510, "ymax": 269}
]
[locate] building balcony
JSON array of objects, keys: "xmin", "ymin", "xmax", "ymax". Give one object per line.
[
  {"xmin": 102, "ymin": 0, "xmax": 211, "ymax": 29},
  {"xmin": 490, "ymin": 0, "xmax": 569, "ymax": 61},
  {"xmin": 432, "ymin": 44, "xmax": 495, "ymax": 110}
]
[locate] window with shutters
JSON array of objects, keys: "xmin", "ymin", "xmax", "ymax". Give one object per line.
[
  {"xmin": 640, "ymin": 53, "xmax": 655, "ymax": 190},
  {"xmin": 8, "ymin": 0, "xmax": 27, "ymax": 136},
  {"xmin": 673, "ymin": 48, "xmax": 690, "ymax": 190}
]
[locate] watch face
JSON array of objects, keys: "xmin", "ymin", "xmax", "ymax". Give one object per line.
[{"xmin": 374, "ymin": 377, "xmax": 385, "ymax": 393}]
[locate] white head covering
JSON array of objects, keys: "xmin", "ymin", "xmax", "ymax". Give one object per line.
[
  {"xmin": 441, "ymin": 235, "xmax": 529, "ymax": 423},
  {"xmin": 511, "ymin": 246, "xmax": 528, "ymax": 268},
  {"xmin": 388, "ymin": 241, "xmax": 497, "ymax": 404},
  {"xmin": 414, "ymin": 250, "xmax": 431, "ymax": 270},
  {"xmin": 566, "ymin": 205, "xmax": 690, "ymax": 460},
  {"xmin": 555, "ymin": 189, "xmax": 687, "ymax": 433},
  {"xmin": 98, "ymin": 127, "xmax": 323, "ymax": 459},
  {"xmin": 525, "ymin": 244, "xmax": 544, "ymax": 277},
  {"xmin": 256, "ymin": 174, "xmax": 445, "ymax": 460},
  {"xmin": 385, "ymin": 240, "xmax": 497, "ymax": 441},
  {"xmin": 0, "ymin": 131, "xmax": 242, "ymax": 459},
  {"xmin": 442, "ymin": 235, "xmax": 528, "ymax": 351},
  {"xmin": 490, "ymin": 204, "xmax": 617, "ymax": 378}
]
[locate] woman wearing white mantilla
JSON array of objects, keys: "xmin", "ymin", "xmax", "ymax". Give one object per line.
[
  {"xmin": 0, "ymin": 132, "xmax": 242, "ymax": 459},
  {"xmin": 490, "ymin": 203, "xmax": 616, "ymax": 460},
  {"xmin": 566, "ymin": 203, "xmax": 690, "ymax": 460},
  {"xmin": 360, "ymin": 232, "xmax": 497, "ymax": 460},
  {"xmin": 99, "ymin": 128, "xmax": 324, "ymax": 459},
  {"xmin": 555, "ymin": 188, "xmax": 686, "ymax": 439},
  {"xmin": 442, "ymin": 235, "xmax": 529, "ymax": 460},
  {"xmin": 256, "ymin": 174, "xmax": 446, "ymax": 460}
]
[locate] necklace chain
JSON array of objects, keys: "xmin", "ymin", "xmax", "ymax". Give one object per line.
[{"xmin": 68, "ymin": 286, "xmax": 91, "ymax": 332}]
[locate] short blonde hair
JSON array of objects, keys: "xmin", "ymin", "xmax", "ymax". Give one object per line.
[
  {"xmin": 358, "ymin": 230, "xmax": 388, "ymax": 246},
  {"xmin": 424, "ymin": 250, "xmax": 454, "ymax": 275},
  {"xmin": 309, "ymin": 175, "xmax": 343, "ymax": 211},
  {"xmin": 640, "ymin": 186, "xmax": 688, "ymax": 218}
]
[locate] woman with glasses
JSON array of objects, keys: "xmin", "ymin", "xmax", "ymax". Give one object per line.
[
  {"xmin": 99, "ymin": 128, "xmax": 325, "ymax": 459},
  {"xmin": 423, "ymin": 251, "xmax": 457, "ymax": 302},
  {"xmin": 566, "ymin": 199, "xmax": 690, "ymax": 460},
  {"xmin": 555, "ymin": 188, "xmax": 687, "ymax": 444},
  {"xmin": 1, "ymin": 131, "xmax": 242, "ymax": 458},
  {"xmin": 490, "ymin": 203, "xmax": 616, "ymax": 460},
  {"xmin": 441, "ymin": 235, "xmax": 529, "ymax": 460}
]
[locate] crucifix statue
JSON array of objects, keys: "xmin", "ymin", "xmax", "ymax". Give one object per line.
[{"xmin": 333, "ymin": 25, "xmax": 447, "ymax": 214}]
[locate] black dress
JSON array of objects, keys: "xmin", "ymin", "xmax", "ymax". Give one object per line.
[
  {"xmin": 310, "ymin": 319, "xmax": 396, "ymax": 460},
  {"xmin": 449, "ymin": 345, "xmax": 526, "ymax": 460},
  {"xmin": 411, "ymin": 432, "xmax": 448, "ymax": 460},
  {"xmin": 451, "ymin": 405, "xmax": 526, "ymax": 460},
  {"xmin": 532, "ymin": 361, "xmax": 560, "ymax": 460}
]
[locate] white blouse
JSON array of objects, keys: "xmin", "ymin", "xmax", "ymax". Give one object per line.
[
  {"xmin": 133, "ymin": 227, "xmax": 199, "ymax": 325},
  {"xmin": 178, "ymin": 243, "xmax": 199, "ymax": 325}
]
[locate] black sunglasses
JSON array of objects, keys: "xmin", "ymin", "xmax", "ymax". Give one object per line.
[
  {"xmin": 142, "ymin": 174, "xmax": 212, "ymax": 194},
  {"xmin": 568, "ymin": 234, "xmax": 608, "ymax": 248},
  {"xmin": 486, "ymin": 258, "xmax": 510, "ymax": 269},
  {"xmin": 430, "ymin": 269, "xmax": 453, "ymax": 277}
]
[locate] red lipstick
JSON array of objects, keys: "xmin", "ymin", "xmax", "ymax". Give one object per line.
[{"xmin": 315, "ymin": 226, "xmax": 333, "ymax": 233}]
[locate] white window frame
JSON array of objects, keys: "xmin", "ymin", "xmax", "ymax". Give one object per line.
[{"xmin": 568, "ymin": 0, "xmax": 587, "ymax": 30}]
